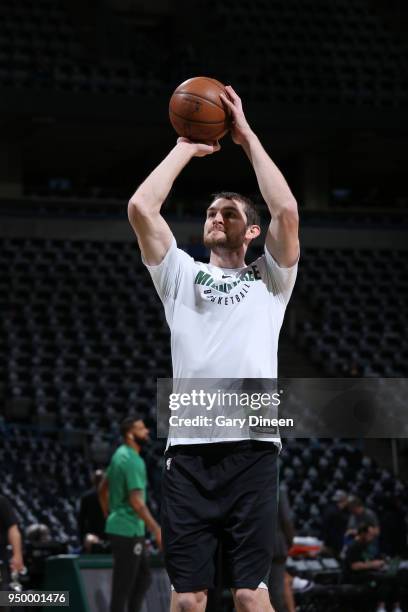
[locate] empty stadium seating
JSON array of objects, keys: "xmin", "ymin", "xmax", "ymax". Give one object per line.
[
  {"xmin": 2, "ymin": 236, "xmax": 406, "ymax": 434},
  {"xmin": 0, "ymin": 237, "xmax": 171, "ymax": 434},
  {"xmin": 206, "ymin": 0, "xmax": 408, "ymax": 107},
  {"xmin": 295, "ymin": 247, "xmax": 408, "ymax": 377},
  {"xmin": 0, "ymin": 0, "xmax": 407, "ymax": 106},
  {"xmin": 0, "ymin": 0, "xmax": 166, "ymax": 96},
  {"xmin": 1, "ymin": 235, "xmax": 407, "ymax": 550}
]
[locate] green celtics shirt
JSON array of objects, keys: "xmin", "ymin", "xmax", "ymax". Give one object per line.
[{"xmin": 105, "ymin": 445, "xmax": 147, "ymax": 537}]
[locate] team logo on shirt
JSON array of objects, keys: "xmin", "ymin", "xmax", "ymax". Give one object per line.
[{"xmin": 194, "ymin": 264, "xmax": 261, "ymax": 306}]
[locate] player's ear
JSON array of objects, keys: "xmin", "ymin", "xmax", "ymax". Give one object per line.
[{"xmin": 246, "ymin": 224, "xmax": 261, "ymax": 240}]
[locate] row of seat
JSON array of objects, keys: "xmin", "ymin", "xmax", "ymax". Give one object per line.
[
  {"xmin": 2, "ymin": 238, "xmax": 406, "ymax": 403},
  {"xmin": 1, "ymin": 425, "xmax": 163, "ymax": 547},
  {"xmin": 0, "ymin": 0, "xmax": 406, "ymax": 106},
  {"xmin": 295, "ymin": 245, "xmax": 407, "ymax": 376},
  {"xmin": 3, "ymin": 424, "xmax": 406, "ymax": 551}
]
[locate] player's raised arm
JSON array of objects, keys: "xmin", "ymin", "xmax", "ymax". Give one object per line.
[
  {"xmin": 128, "ymin": 139, "xmax": 220, "ymax": 265},
  {"xmin": 220, "ymin": 86, "xmax": 299, "ymax": 268}
]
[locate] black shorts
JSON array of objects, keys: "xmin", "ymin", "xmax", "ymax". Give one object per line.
[{"xmin": 161, "ymin": 440, "xmax": 278, "ymax": 592}]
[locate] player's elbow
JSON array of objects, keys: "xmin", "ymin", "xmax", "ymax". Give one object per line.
[
  {"xmin": 128, "ymin": 194, "xmax": 162, "ymax": 226},
  {"xmin": 132, "ymin": 500, "xmax": 144, "ymax": 514},
  {"xmin": 97, "ymin": 478, "xmax": 108, "ymax": 500},
  {"xmin": 129, "ymin": 491, "xmax": 144, "ymax": 511},
  {"xmin": 277, "ymin": 201, "xmax": 299, "ymax": 228},
  {"xmin": 128, "ymin": 197, "xmax": 149, "ymax": 219},
  {"xmin": 282, "ymin": 198, "xmax": 299, "ymax": 217},
  {"xmin": 98, "ymin": 477, "xmax": 108, "ymax": 493}
]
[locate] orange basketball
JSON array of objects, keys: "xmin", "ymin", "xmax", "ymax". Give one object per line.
[{"xmin": 169, "ymin": 76, "xmax": 231, "ymax": 142}]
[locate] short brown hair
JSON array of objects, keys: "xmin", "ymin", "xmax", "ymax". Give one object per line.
[{"xmin": 211, "ymin": 191, "xmax": 260, "ymax": 227}]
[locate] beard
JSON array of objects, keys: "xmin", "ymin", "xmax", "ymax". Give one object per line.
[
  {"xmin": 203, "ymin": 227, "xmax": 246, "ymax": 251},
  {"xmin": 133, "ymin": 434, "xmax": 149, "ymax": 446}
]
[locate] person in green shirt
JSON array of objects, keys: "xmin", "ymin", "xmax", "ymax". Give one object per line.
[{"xmin": 99, "ymin": 416, "xmax": 161, "ymax": 612}]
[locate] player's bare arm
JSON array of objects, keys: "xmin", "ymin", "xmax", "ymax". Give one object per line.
[
  {"xmin": 128, "ymin": 139, "xmax": 220, "ymax": 266},
  {"xmin": 129, "ymin": 489, "xmax": 162, "ymax": 550},
  {"xmin": 220, "ymin": 86, "xmax": 299, "ymax": 267},
  {"xmin": 8, "ymin": 524, "xmax": 24, "ymax": 573}
]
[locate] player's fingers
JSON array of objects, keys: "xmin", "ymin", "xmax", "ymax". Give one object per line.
[
  {"xmin": 226, "ymin": 85, "xmax": 240, "ymax": 99},
  {"xmin": 220, "ymin": 93, "xmax": 243, "ymax": 117},
  {"xmin": 226, "ymin": 86, "xmax": 243, "ymax": 110},
  {"xmin": 219, "ymin": 92, "xmax": 235, "ymax": 108}
]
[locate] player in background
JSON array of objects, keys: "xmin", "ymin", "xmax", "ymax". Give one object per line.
[
  {"xmin": 0, "ymin": 494, "xmax": 25, "ymax": 596},
  {"xmin": 99, "ymin": 416, "xmax": 161, "ymax": 612}
]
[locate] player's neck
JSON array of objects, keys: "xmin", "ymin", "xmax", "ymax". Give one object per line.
[
  {"xmin": 126, "ymin": 440, "xmax": 141, "ymax": 454},
  {"xmin": 209, "ymin": 248, "xmax": 246, "ymax": 269}
]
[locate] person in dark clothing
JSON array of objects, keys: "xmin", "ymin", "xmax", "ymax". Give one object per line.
[
  {"xmin": 347, "ymin": 496, "xmax": 379, "ymax": 535},
  {"xmin": 24, "ymin": 523, "xmax": 66, "ymax": 589},
  {"xmin": 0, "ymin": 495, "xmax": 24, "ymax": 611},
  {"xmin": 268, "ymin": 483, "xmax": 296, "ymax": 612},
  {"xmin": 344, "ymin": 523, "xmax": 402, "ymax": 612},
  {"xmin": 0, "ymin": 495, "xmax": 24, "ymax": 576},
  {"xmin": 344, "ymin": 523, "xmax": 384, "ymax": 583},
  {"xmin": 98, "ymin": 416, "xmax": 160, "ymax": 612},
  {"xmin": 346, "ymin": 496, "xmax": 380, "ymax": 557},
  {"xmin": 78, "ymin": 469, "xmax": 107, "ymax": 552},
  {"xmin": 322, "ymin": 489, "xmax": 349, "ymax": 555}
]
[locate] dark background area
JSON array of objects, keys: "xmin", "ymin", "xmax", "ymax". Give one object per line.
[{"xmin": 0, "ymin": 0, "xmax": 407, "ymax": 206}]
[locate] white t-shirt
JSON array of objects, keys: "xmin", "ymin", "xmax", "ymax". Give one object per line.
[{"xmin": 144, "ymin": 238, "xmax": 298, "ymax": 448}]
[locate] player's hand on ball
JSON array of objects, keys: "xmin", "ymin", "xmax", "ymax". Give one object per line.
[
  {"xmin": 177, "ymin": 137, "xmax": 221, "ymax": 157},
  {"xmin": 219, "ymin": 86, "xmax": 253, "ymax": 146}
]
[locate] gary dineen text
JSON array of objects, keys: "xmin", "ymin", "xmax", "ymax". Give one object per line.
[{"xmin": 168, "ymin": 415, "xmax": 294, "ymax": 428}]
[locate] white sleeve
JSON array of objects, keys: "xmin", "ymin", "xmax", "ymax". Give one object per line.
[
  {"xmin": 263, "ymin": 245, "xmax": 299, "ymax": 305},
  {"xmin": 142, "ymin": 238, "xmax": 195, "ymax": 303}
]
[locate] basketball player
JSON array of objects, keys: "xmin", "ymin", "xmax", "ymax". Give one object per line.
[
  {"xmin": 128, "ymin": 86, "xmax": 299, "ymax": 612},
  {"xmin": 99, "ymin": 416, "xmax": 160, "ymax": 612}
]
